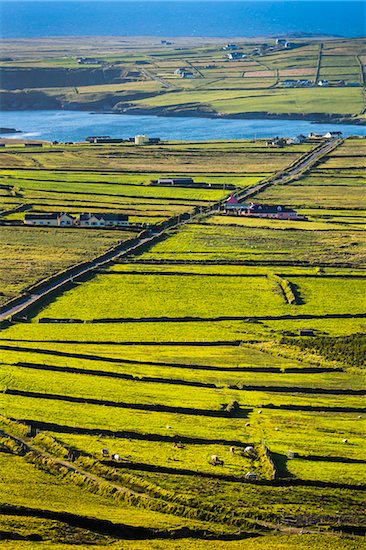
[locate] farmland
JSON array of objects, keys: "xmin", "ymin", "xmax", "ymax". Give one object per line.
[
  {"xmin": 0, "ymin": 36, "xmax": 365, "ymax": 121},
  {"xmin": 0, "ymin": 136, "xmax": 365, "ymax": 548},
  {"xmin": 0, "ymin": 139, "xmax": 307, "ymax": 307}
]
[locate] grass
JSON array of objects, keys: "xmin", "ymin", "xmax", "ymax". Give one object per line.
[
  {"xmin": 140, "ymin": 222, "xmax": 366, "ymax": 266},
  {"xmin": 0, "ymin": 452, "xmax": 221, "ymax": 533},
  {"xmin": 32, "ymin": 271, "xmax": 288, "ymax": 320},
  {"xmin": 1, "ymin": 535, "xmax": 364, "ymax": 550},
  {"xmin": 133, "ymin": 87, "xmax": 365, "ymax": 116},
  {"xmin": 3, "ymin": 36, "xmax": 364, "ymax": 118},
  {"xmin": 0, "ymin": 136, "xmax": 365, "ymax": 543},
  {"xmin": 0, "ymin": 226, "xmax": 135, "ymax": 306},
  {"xmin": 250, "ymin": 409, "xmax": 366, "ymax": 484}
]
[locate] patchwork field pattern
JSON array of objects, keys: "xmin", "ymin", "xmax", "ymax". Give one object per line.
[
  {"xmin": 0, "ymin": 137, "xmax": 365, "ymax": 548},
  {"xmin": 1, "ymin": 36, "xmax": 365, "ymax": 120}
]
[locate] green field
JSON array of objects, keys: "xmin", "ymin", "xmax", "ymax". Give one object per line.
[
  {"xmin": 0, "ymin": 36, "xmax": 365, "ymax": 120},
  {"xmin": 0, "ymin": 137, "xmax": 365, "ymax": 548},
  {"xmin": 0, "ymin": 226, "xmax": 136, "ymax": 307}
]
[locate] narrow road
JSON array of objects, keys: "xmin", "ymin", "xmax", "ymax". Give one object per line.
[
  {"xmin": 0, "ymin": 139, "xmax": 340, "ymax": 323},
  {"xmin": 216, "ymin": 138, "xmax": 341, "ymax": 208},
  {"xmin": 140, "ymin": 68, "xmax": 173, "ymax": 89},
  {"xmin": 0, "ymin": 231, "xmax": 163, "ymax": 322}
]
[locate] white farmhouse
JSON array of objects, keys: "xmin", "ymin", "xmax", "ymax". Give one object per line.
[{"xmin": 24, "ymin": 212, "xmax": 75, "ymax": 226}]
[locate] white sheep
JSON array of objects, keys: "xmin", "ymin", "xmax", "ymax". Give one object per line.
[{"xmin": 245, "ymin": 472, "xmax": 258, "ymax": 481}]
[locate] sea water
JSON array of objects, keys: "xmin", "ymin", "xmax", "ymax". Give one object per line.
[
  {"xmin": 0, "ymin": 1, "xmax": 364, "ymax": 39},
  {"xmin": 0, "ymin": 110, "xmax": 364, "ymax": 142}
]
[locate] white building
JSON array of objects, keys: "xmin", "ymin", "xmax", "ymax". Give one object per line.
[
  {"xmin": 77, "ymin": 213, "xmax": 129, "ymax": 227},
  {"xmin": 286, "ymin": 134, "xmax": 307, "ymax": 145},
  {"xmin": 24, "ymin": 212, "xmax": 75, "ymax": 226},
  {"xmin": 135, "ymin": 134, "xmax": 149, "ymax": 145}
]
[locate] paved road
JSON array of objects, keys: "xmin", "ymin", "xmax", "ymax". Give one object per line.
[
  {"xmin": 233, "ymin": 138, "xmax": 341, "ymax": 204},
  {"xmin": 0, "ymin": 139, "xmax": 340, "ymax": 322},
  {"xmin": 0, "ymin": 231, "xmax": 165, "ymax": 322}
]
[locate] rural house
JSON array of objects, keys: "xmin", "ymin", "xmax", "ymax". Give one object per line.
[
  {"xmin": 266, "ymin": 138, "xmax": 286, "ymax": 147},
  {"xmin": 77, "ymin": 57, "xmax": 100, "ymax": 65},
  {"xmin": 76, "ymin": 213, "xmax": 129, "ymax": 227},
  {"xmin": 155, "ymin": 177, "xmax": 194, "ymax": 186},
  {"xmin": 323, "ymin": 131, "xmax": 342, "ymax": 139},
  {"xmin": 223, "ymin": 43, "xmax": 237, "ymax": 50},
  {"xmin": 24, "ymin": 212, "xmax": 75, "ymax": 226},
  {"xmin": 226, "ymin": 52, "xmax": 246, "ymax": 60},
  {"xmin": 174, "ymin": 68, "xmax": 194, "ymax": 78},
  {"xmin": 223, "ymin": 198, "xmax": 306, "ymax": 220},
  {"xmin": 286, "ymin": 134, "xmax": 307, "ymax": 145}
]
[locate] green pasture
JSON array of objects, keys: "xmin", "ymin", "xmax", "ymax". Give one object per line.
[
  {"xmin": 1, "ymin": 167, "xmax": 268, "ymax": 186},
  {"xmin": 0, "ymin": 143, "xmax": 306, "ymax": 175},
  {"xmin": 0, "ymin": 135, "xmax": 365, "ymax": 541},
  {"xmin": 2, "ymin": 177, "xmax": 226, "ymax": 202},
  {"xmin": 0, "ymin": 452, "xmax": 218, "ymax": 533},
  {"xmin": 1, "ymin": 533, "xmax": 364, "ymax": 550},
  {"xmin": 32, "ymin": 272, "xmax": 289, "ymax": 320},
  {"xmin": 29, "ymin": 267, "xmax": 366, "ymax": 320},
  {"xmin": 3, "ymin": 367, "xmax": 364, "ymax": 412},
  {"xmin": 46, "ymin": 432, "xmax": 258, "ymax": 477},
  {"xmin": 1, "ymin": 318, "xmax": 269, "ymax": 343},
  {"xmin": 208, "ymin": 214, "xmax": 366, "ymax": 231},
  {"xmin": 255, "ymin": 182, "xmax": 366, "ymax": 210},
  {"xmin": 1, "ymin": 36, "xmax": 365, "ymax": 122},
  {"xmin": 0, "ymin": 226, "xmax": 134, "ymax": 306},
  {"xmin": 0, "ymin": 334, "xmax": 364, "ymax": 389},
  {"xmin": 141, "ymin": 222, "xmax": 366, "ymax": 266},
  {"xmin": 133, "ymin": 87, "xmax": 364, "ymax": 116},
  {"xmin": 250, "ymin": 409, "xmax": 366, "ymax": 484}
]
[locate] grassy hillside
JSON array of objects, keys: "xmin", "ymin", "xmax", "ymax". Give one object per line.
[
  {"xmin": 0, "ymin": 137, "xmax": 365, "ymax": 547},
  {"xmin": 0, "ymin": 36, "xmax": 365, "ymax": 120}
]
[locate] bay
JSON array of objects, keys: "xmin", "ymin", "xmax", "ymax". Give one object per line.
[{"xmin": 0, "ymin": 110, "xmax": 364, "ymax": 142}]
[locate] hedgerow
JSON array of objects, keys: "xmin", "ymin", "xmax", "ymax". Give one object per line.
[
  {"xmin": 0, "ymin": 415, "xmax": 29, "ymax": 438},
  {"xmin": 282, "ymin": 334, "xmax": 366, "ymax": 370},
  {"xmin": 268, "ymin": 273, "xmax": 297, "ymax": 305}
]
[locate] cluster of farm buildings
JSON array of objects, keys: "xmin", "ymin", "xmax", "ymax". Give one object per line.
[
  {"xmin": 266, "ymin": 130, "xmax": 342, "ymax": 147},
  {"xmin": 223, "ymin": 197, "xmax": 306, "ymax": 220},
  {"xmin": 24, "ymin": 212, "xmax": 129, "ymax": 227}
]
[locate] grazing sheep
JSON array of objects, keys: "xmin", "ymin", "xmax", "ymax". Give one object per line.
[
  {"xmin": 211, "ymin": 455, "xmax": 224, "ymax": 466},
  {"xmin": 245, "ymin": 422, "xmax": 250, "ymax": 427},
  {"xmin": 229, "ymin": 446, "xmax": 235, "ymax": 454},
  {"xmin": 274, "ymin": 427, "xmax": 279, "ymax": 431},
  {"xmin": 166, "ymin": 425, "xmax": 172, "ymax": 429},
  {"xmin": 342, "ymin": 439, "xmax": 348, "ymax": 444},
  {"xmin": 258, "ymin": 410, "xmax": 262, "ymax": 414},
  {"xmin": 245, "ymin": 472, "xmax": 258, "ymax": 481},
  {"xmin": 244, "ymin": 446, "xmax": 254, "ymax": 454},
  {"xmin": 112, "ymin": 453, "xmax": 121, "ymax": 462},
  {"xmin": 101, "ymin": 448, "xmax": 110, "ymax": 457}
]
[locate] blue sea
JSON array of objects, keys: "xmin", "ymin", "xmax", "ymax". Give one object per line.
[
  {"xmin": 0, "ymin": 1, "xmax": 364, "ymax": 39},
  {"xmin": 0, "ymin": 111, "xmax": 364, "ymax": 141}
]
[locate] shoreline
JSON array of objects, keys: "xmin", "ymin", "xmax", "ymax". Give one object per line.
[
  {"xmin": 0, "ymin": 105, "xmax": 364, "ymax": 127},
  {"xmin": 93, "ymin": 105, "xmax": 366, "ymax": 126}
]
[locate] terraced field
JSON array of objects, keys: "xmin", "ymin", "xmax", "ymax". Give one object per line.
[{"xmin": 0, "ymin": 137, "xmax": 365, "ymax": 548}]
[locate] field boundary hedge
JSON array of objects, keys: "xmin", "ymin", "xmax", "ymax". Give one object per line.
[
  {"xmin": 267, "ymin": 273, "xmax": 298, "ymax": 305},
  {"xmin": 0, "ymin": 428, "xmax": 258, "ymax": 531}
]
